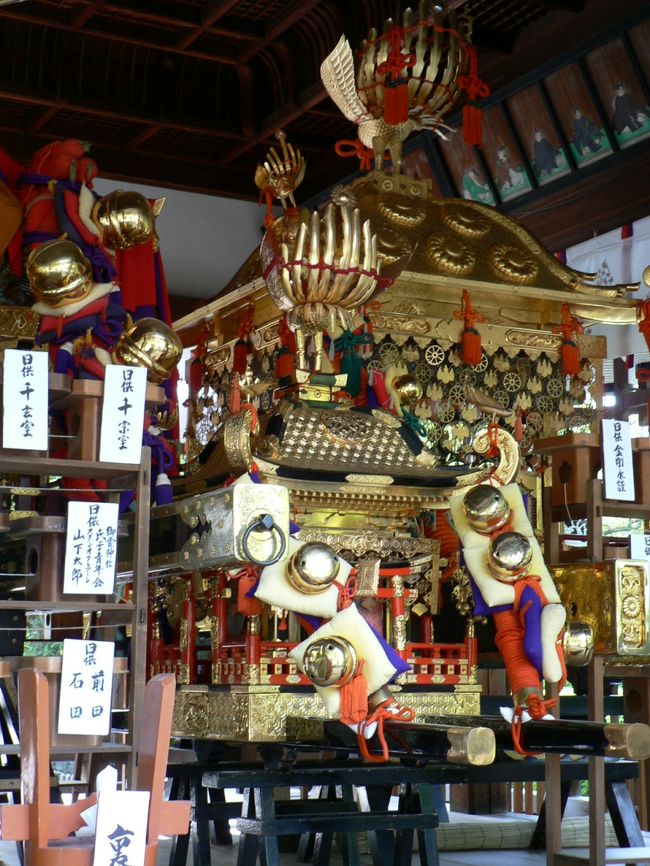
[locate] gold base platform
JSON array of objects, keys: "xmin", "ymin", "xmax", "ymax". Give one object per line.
[{"xmin": 171, "ymin": 684, "xmax": 481, "ymax": 742}]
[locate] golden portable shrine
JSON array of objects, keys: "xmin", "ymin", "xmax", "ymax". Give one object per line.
[{"xmin": 0, "ymin": 2, "xmax": 649, "ymax": 772}]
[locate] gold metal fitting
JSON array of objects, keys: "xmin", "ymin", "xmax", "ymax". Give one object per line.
[
  {"xmin": 513, "ymin": 686, "xmax": 545, "ymax": 711},
  {"xmin": 463, "ymin": 484, "xmax": 511, "ymax": 533},
  {"xmin": 604, "ymin": 722, "xmax": 650, "ymax": 760},
  {"xmin": 487, "ymin": 531, "xmax": 533, "ymax": 582},
  {"xmin": 391, "ymin": 374, "xmax": 423, "ymax": 407},
  {"xmin": 26, "ymin": 239, "xmax": 93, "ymax": 308},
  {"xmin": 112, "ymin": 317, "xmax": 183, "ymax": 383},
  {"xmin": 563, "ymin": 621, "xmax": 594, "ymax": 667},
  {"xmin": 447, "ymin": 726, "xmax": 496, "ymax": 766},
  {"xmin": 287, "ymin": 542, "xmax": 340, "ymax": 595},
  {"xmin": 92, "ymin": 190, "xmax": 156, "ymax": 249},
  {"xmin": 302, "ymin": 636, "xmax": 358, "ymax": 688}
]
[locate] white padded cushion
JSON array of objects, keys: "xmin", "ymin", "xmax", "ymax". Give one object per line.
[
  {"xmin": 255, "ymin": 536, "xmax": 352, "ymax": 618},
  {"xmin": 450, "ymin": 483, "xmax": 531, "ymax": 550},
  {"xmin": 541, "ymin": 603, "xmax": 566, "ymax": 683},
  {"xmin": 289, "ymin": 605, "xmax": 398, "ymax": 716}
]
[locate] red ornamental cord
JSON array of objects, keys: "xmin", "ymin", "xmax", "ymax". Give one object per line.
[
  {"xmin": 335, "ymin": 140, "xmax": 374, "ymax": 172},
  {"xmin": 357, "ymin": 699, "xmax": 416, "ymax": 763}
]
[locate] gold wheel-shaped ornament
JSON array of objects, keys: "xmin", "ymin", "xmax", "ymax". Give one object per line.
[
  {"xmin": 425, "ymin": 344, "xmax": 445, "ymax": 367},
  {"xmin": 503, "ymin": 372, "xmax": 521, "ymax": 393},
  {"xmin": 546, "ymin": 378, "xmax": 564, "ymax": 398},
  {"xmin": 437, "ymin": 401, "xmax": 456, "ymax": 423}
]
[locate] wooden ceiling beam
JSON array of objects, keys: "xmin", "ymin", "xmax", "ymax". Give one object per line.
[
  {"xmin": 238, "ymin": 0, "xmax": 323, "ymax": 63},
  {"xmin": 68, "ymin": 0, "xmax": 261, "ymax": 42},
  {"xmin": 71, "ymin": 0, "xmax": 107, "ymax": 29},
  {"xmin": 176, "ymin": 0, "xmax": 244, "ymax": 50},
  {"xmin": 0, "ymin": 8, "xmax": 238, "ymax": 65},
  {"xmin": 219, "ymin": 83, "xmax": 328, "ymax": 165},
  {"xmin": 125, "ymin": 124, "xmax": 162, "ymax": 150},
  {"xmin": 0, "ymin": 86, "xmax": 246, "ymax": 142},
  {"xmin": 0, "ymin": 124, "xmax": 256, "ymax": 198},
  {"xmin": 26, "ymin": 105, "xmax": 63, "ymax": 134}
]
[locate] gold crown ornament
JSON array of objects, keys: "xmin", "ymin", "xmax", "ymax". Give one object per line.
[
  {"xmin": 92, "ymin": 190, "xmax": 159, "ymax": 250},
  {"xmin": 463, "ymin": 484, "xmax": 511, "ymax": 534},
  {"xmin": 112, "ymin": 317, "xmax": 183, "ymax": 383},
  {"xmin": 287, "ymin": 542, "xmax": 340, "ymax": 594},
  {"xmin": 302, "ymin": 636, "xmax": 359, "ymax": 687},
  {"xmin": 26, "ymin": 238, "xmax": 94, "ymax": 308}
]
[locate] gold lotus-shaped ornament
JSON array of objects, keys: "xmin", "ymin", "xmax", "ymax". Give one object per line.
[{"xmin": 260, "ymin": 201, "xmax": 382, "ymax": 370}]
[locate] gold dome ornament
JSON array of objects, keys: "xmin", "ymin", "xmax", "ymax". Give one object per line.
[
  {"xmin": 463, "ymin": 485, "xmax": 511, "ymax": 533},
  {"xmin": 487, "ymin": 531, "xmax": 533, "ymax": 582},
  {"xmin": 112, "ymin": 317, "xmax": 183, "ymax": 383},
  {"xmin": 92, "ymin": 190, "xmax": 159, "ymax": 250},
  {"xmin": 287, "ymin": 542, "xmax": 340, "ymax": 594},
  {"xmin": 302, "ymin": 636, "xmax": 359, "ymax": 687},
  {"xmin": 26, "ymin": 239, "xmax": 93, "ymax": 308}
]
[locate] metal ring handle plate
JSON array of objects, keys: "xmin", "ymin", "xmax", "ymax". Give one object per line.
[{"xmin": 241, "ymin": 513, "xmax": 287, "ymax": 566}]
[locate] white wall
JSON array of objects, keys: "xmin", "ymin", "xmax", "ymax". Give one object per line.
[{"xmin": 93, "ymin": 178, "xmax": 265, "ymax": 299}]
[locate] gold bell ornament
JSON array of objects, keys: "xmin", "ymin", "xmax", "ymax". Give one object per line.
[
  {"xmin": 487, "ymin": 531, "xmax": 533, "ymax": 582},
  {"xmin": 287, "ymin": 542, "xmax": 341, "ymax": 594},
  {"xmin": 26, "ymin": 238, "xmax": 93, "ymax": 308},
  {"xmin": 112, "ymin": 317, "xmax": 183, "ymax": 384},
  {"xmin": 92, "ymin": 190, "xmax": 157, "ymax": 250},
  {"xmin": 463, "ymin": 484, "xmax": 511, "ymax": 534}
]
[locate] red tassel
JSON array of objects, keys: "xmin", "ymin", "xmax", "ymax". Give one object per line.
[
  {"xmin": 463, "ymin": 104, "xmax": 483, "ymax": 147},
  {"xmin": 189, "ymin": 356, "xmax": 204, "ymax": 392},
  {"xmin": 384, "ymin": 81, "xmax": 409, "ymax": 125},
  {"xmin": 552, "ymin": 304, "xmax": 583, "ymax": 378},
  {"xmin": 462, "ymin": 327, "xmax": 482, "ymax": 366},
  {"xmin": 233, "ymin": 339, "xmax": 248, "ymax": 375},
  {"xmin": 561, "ymin": 339, "xmax": 581, "ymax": 377},
  {"xmin": 275, "ymin": 346, "xmax": 295, "ymax": 380},
  {"xmin": 237, "ymin": 575, "xmax": 263, "ymax": 616},
  {"xmin": 638, "ymin": 300, "xmax": 650, "ymax": 351},
  {"xmin": 454, "ymin": 290, "xmax": 485, "ymax": 367},
  {"xmin": 339, "ymin": 662, "xmax": 368, "ymax": 726}
]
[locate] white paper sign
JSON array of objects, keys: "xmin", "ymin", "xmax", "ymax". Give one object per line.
[
  {"xmin": 2, "ymin": 349, "xmax": 49, "ymax": 450},
  {"xmin": 93, "ymin": 790, "xmax": 150, "ymax": 866},
  {"xmin": 58, "ymin": 639, "xmax": 115, "ymax": 736},
  {"xmin": 631, "ymin": 535, "xmax": 650, "ymax": 560},
  {"xmin": 63, "ymin": 501, "xmax": 119, "ymax": 594},
  {"xmin": 602, "ymin": 419, "xmax": 635, "ymax": 502},
  {"xmin": 99, "ymin": 364, "xmax": 147, "ymax": 464}
]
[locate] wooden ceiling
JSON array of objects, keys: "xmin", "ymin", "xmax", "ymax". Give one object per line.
[{"xmin": 0, "ymin": 0, "xmax": 648, "ymax": 249}]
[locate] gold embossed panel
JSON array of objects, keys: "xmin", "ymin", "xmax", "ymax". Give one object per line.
[{"xmin": 551, "ymin": 560, "xmax": 650, "ymax": 657}]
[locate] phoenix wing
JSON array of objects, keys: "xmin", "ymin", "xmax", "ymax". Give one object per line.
[{"xmin": 320, "ymin": 35, "xmax": 370, "ymax": 124}]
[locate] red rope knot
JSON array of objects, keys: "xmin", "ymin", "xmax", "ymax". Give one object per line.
[
  {"xmin": 458, "ymin": 47, "xmax": 490, "ymax": 102},
  {"xmin": 377, "ymin": 26, "xmax": 416, "ymax": 78},
  {"xmin": 552, "ymin": 304, "xmax": 583, "ymax": 377},
  {"xmin": 335, "ymin": 572, "xmax": 358, "ymax": 611},
  {"xmin": 357, "ymin": 698, "xmax": 416, "ymax": 763},
  {"xmin": 335, "ymin": 139, "xmax": 374, "ymax": 172},
  {"xmin": 510, "ymin": 694, "xmax": 557, "ymax": 758},
  {"xmin": 486, "ymin": 420, "xmax": 500, "ymax": 458}
]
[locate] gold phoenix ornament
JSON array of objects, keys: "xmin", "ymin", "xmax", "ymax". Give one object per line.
[
  {"xmin": 320, "ymin": 2, "xmax": 471, "ymax": 172},
  {"xmin": 260, "ymin": 200, "xmax": 384, "ymax": 370}
]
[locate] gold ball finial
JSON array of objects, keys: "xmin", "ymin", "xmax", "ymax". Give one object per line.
[
  {"xmin": 642, "ymin": 265, "xmax": 650, "ymax": 288},
  {"xmin": 463, "ymin": 485, "xmax": 511, "ymax": 533},
  {"xmin": 287, "ymin": 542, "xmax": 340, "ymax": 594},
  {"xmin": 302, "ymin": 636, "xmax": 358, "ymax": 687},
  {"xmin": 487, "ymin": 531, "xmax": 533, "ymax": 582}
]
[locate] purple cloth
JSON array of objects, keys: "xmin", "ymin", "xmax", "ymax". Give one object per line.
[
  {"xmin": 369, "ymin": 623, "xmax": 411, "ymax": 679},
  {"xmin": 520, "ymin": 584, "xmax": 543, "ymax": 678}
]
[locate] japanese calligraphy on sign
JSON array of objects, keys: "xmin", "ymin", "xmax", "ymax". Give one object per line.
[
  {"xmin": 93, "ymin": 790, "xmax": 150, "ymax": 866},
  {"xmin": 630, "ymin": 535, "xmax": 650, "ymax": 561},
  {"xmin": 58, "ymin": 639, "xmax": 115, "ymax": 736},
  {"xmin": 2, "ymin": 348, "xmax": 49, "ymax": 451},
  {"xmin": 602, "ymin": 419, "xmax": 635, "ymax": 502},
  {"xmin": 99, "ymin": 364, "xmax": 147, "ymax": 464},
  {"xmin": 63, "ymin": 501, "xmax": 119, "ymax": 594}
]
